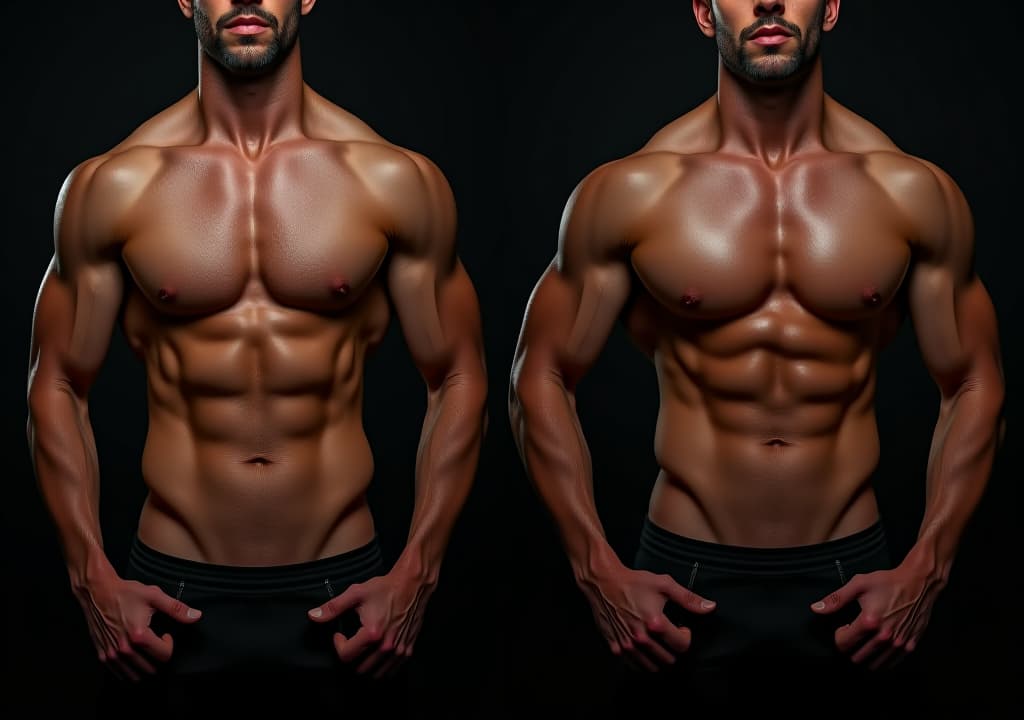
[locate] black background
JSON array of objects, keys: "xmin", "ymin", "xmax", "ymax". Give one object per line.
[{"xmin": 2, "ymin": 1, "xmax": 1019, "ymax": 717}]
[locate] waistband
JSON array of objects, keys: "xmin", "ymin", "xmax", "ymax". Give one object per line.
[
  {"xmin": 639, "ymin": 518, "xmax": 887, "ymax": 575},
  {"xmin": 128, "ymin": 535, "xmax": 384, "ymax": 593}
]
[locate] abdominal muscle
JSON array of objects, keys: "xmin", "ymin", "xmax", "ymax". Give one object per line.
[
  {"xmin": 648, "ymin": 341, "xmax": 883, "ymax": 548},
  {"xmin": 133, "ymin": 333, "xmax": 379, "ymax": 566}
]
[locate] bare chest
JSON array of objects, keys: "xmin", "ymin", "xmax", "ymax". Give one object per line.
[
  {"xmin": 630, "ymin": 156, "xmax": 912, "ymax": 322},
  {"xmin": 121, "ymin": 146, "xmax": 389, "ymax": 317}
]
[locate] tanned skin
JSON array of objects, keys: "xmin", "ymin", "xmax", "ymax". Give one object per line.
[
  {"xmin": 26, "ymin": 0, "xmax": 486, "ymax": 683},
  {"xmin": 509, "ymin": 0, "xmax": 1004, "ymax": 673}
]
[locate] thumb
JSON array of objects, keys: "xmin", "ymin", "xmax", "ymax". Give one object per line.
[
  {"xmin": 148, "ymin": 586, "xmax": 202, "ymax": 623},
  {"xmin": 811, "ymin": 575, "xmax": 864, "ymax": 614},
  {"xmin": 308, "ymin": 583, "xmax": 364, "ymax": 623},
  {"xmin": 658, "ymin": 574, "xmax": 716, "ymax": 614}
]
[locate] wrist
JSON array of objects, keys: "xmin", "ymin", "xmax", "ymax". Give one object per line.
[
  {"xmin": 67, "ymin": 545, "xmax": 114, "ymax": 594},
  {"xmin": 393, "ymin": 544, "xmax": 441, "ymax": 589},
  {"xmin": 571, "ymin": 539, "xmax": 624, "ymax": 588},
  {"xmin": 902, "ymin": 539, "xmax": 952, "ymax": 589}
]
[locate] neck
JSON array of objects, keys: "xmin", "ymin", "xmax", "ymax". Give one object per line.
[
  {"xmin": 715, "ymin": 56, "xmax": 825, "ymax": 165},
  {"xmin": 196, "ymin": 39, "xmax": 306, "ymax": 156}
]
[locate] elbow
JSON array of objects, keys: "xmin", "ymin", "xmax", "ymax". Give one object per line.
[
  {"xmin": 940, "ymin": 369, "xmax": 1007, "ymax": 440},
  {"xmin": 507, "ymin": 375, "xmax": 523, "ymax": 426},
  {"xmin": 27, "ymin": 375, "xmax": 85, "ymax": 430},
  {"xmin": 509, "ymin": 369, "xmax": 565, "ymax": 427},
  {"xmin": 508, "ymin": 370, "xmax": 536, "ymax": 428},
  {"xmin": 435, "ymin": 364, "xmax": 488, "ymax": 423}
]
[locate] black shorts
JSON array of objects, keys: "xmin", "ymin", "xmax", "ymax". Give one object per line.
[
  {"xmin": 94, "ymin": 536, "xmax": 407, "ymax": 718},
  {"xmin": 612, "ymin": 518, "xmax": 920, "ymax": 716},
  {"xmin": 125, "ymin": 535, "xmax": 384, "ymax": 673}
]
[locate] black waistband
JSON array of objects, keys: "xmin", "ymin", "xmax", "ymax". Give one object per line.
[
  {"xmin": 639, "ymin": 518, "xmax": 887, "ymax": 574},
  {"xmin": 128, "ymin": 536, "xmax": 384, "ymax": 593}
]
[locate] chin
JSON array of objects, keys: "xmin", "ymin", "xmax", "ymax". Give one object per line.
[{"xmin": 747, "ymin": 57, "xmax": 803, "ymax": 82}]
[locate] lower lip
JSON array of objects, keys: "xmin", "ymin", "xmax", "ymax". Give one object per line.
[
  {"xmin": 226, "ymin": 24, "xmax": 269, "ymax": 35},
  {"xmin": 750, "ymin": 35, "xmax": 792, "ymax": 46}
]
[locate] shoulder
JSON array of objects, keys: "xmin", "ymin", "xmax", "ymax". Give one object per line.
[
  {"xmin": 862, "ymin": 148, "xmax": 970, "ymax": 263},
  {"xmin": 304, "ymin": 90, "xmax": 451, "ymax": 208},
  {"xmin": 56, "ymin": 92, "xmax": 200, "ymax": 248},
  {"xmin": 561, "ymin": 150, "xmax": 683, "ymax": 259},
  {"xmin": 561, "ymin": 96, "xmax": 719, "ymax": 246},
  {"xmin": 55, "ymin": 144, "xmax": 164, "ymax": 264},
  {"xmin": 824, "ymin": 94, "xmax": 971, "ymax": 249},
  {"xmin": 342, "ymin": 140, "xmax": 450, "ymax": 206},
  {"xmin": 304, "ymin": 89, "xmax": 456, "ymax": 253}
]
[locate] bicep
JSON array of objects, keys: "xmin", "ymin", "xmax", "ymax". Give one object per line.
[
  {"xmin": 29, "ymin": 162, "xmax": 125, "ymax": 396},
  {"xmin": 907, "ymin": 164, "xmax": 1000, "ymax": 395},
  {"xmin": 514, "ymin": 170, "xmax": 636, "ymax": 392},
  {"xmin": 388, "ymin": 252, "xmax": 484, "ymax": 390},
  {"xmin": 514, "ymin": 253, "xmax": 631, "ymax": 394}
]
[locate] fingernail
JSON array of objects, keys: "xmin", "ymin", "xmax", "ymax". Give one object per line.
[
  {"xmin": 309, "ymin": 608, "xmax": 323, "ymax": 618},
  {"xmin": 812, "ymin": 602, "xmax": 825, "ymax": 611},
  {"xmin": 187, "ymin": 608, "xmax": 201, "ymax": 619},
  {"xmin": 700, "ymin": 600, "xmax": 715, "ymax": 609}
]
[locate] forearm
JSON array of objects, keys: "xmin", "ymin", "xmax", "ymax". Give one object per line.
[
  {"xmin": 398, "ymin": 369, "xmax": 488, "ymax": 582},
  {"xmin": 510, "ymin": 374, "xmax": 619, "ymax": 582},
  {"xmin": 26, "ymin": 383, "xmax": 110, "ymax": 587},
  {"xmin": 907, "ymin": 379, "xmax": 1005, "ymax": 580}
]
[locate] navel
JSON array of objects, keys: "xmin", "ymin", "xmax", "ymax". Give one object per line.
[{"xmin": 861, "ymin": 286, "xmax": 882, "ymax": 308}]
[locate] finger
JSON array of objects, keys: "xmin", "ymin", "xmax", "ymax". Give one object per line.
[
  {"xmin": 146, "ymin": 587, "xmax": 202, "ymax": 624},
  {"xmin": 605, "ymin": 635, "xmax": 622, "ymax": 656},
  {"xmin": 357, "ymin": 646, "xmax": 392, "ymax": 675},
  {"xmin": 119, "ymin": 642, "xmax": 158, "ymax": 676},
  {"xmin": 359, "ymin": 629, "xmax": 399, "ymax": 674},
  {"xmin": 131, "ymin": 627, "xmax": 174, "ymax": 664},
  {"xmin": 869, "ymin": 645, "xmax": 898, "ymax": 672},
  {"xmin": 309, "ymin": 583, "xmax": 364, "ymax": 623},
  {"xmin": 812, "ymin": 575, "xmax": 865, "ymax": 614},
  {"xmin": 658, "ymin": 575, "xmax": 716, "ymax": 614},
  {"xmin": 851, "ymin": 628, "xmax": 892, "ymax": 665},
  {"xmin": 646, "ymin": 616, "xmax": 692, "ymax": 654},
  {"xmin": 632, "ymin": 630, "xmax": 675, "ymax": 665},
  {"xmin": 835, "ymin": 614, "xmax": 879, "ymax": 654},
  {"xmin": 373, "ymin": 653, "xmax": 406, "ymax": 680},
  {"xmin": 394, "ymin": 639, "xmax": 415, "ymax": 661},
  {"xmin": 333, "ymin": 625, "xmax": 381, "ymax": 663},
  {"xmin": 626, "ymin": 645, "xmax": 659, "ymax": 672},
  {"xmin": 112, "ymin": 656, "xmax": 141, "ymax": 683},
  {"xmin": 878, "ymin": 635, "xmax": 915, "ymax": 672}
]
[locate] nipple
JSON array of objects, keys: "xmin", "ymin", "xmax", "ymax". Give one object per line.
[
  {"xmin": 861, "ymin": 286, "xmax": 882, "ymax": 308},
  {"xmin": 157, "ymin": 286, "xmax": 176, "ymax": 302},
  {"xmin": 329, "ymin": 276, "xmax": 351, "ymax": 297},
  {"xmin": 679, "ymin": 288, "xmax": 703, "ymax": 309}
]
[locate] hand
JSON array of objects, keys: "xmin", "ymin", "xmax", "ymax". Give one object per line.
[
  {"xmin": 307, "ymin": 567, "xmax": 434, "ymax": 679},
  {"xmin": 578, "ymin": 563, "xmax": 716, "ymax": 672},
  {"xmin": 73, "ymin": 563, "xmax": 202, "ymax": 682},
  {"xmin": 811, "ymin": 559, "xmax": 945, "ymax": 670}
]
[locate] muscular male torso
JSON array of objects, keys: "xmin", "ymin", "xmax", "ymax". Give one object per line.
[
  {"xmin": 71, "ymin": 88, "xmax": 429, "ymax": 565},
  {"xmin": 576, "ymin": 97, "xmax": 947, "ymax": 546}
]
